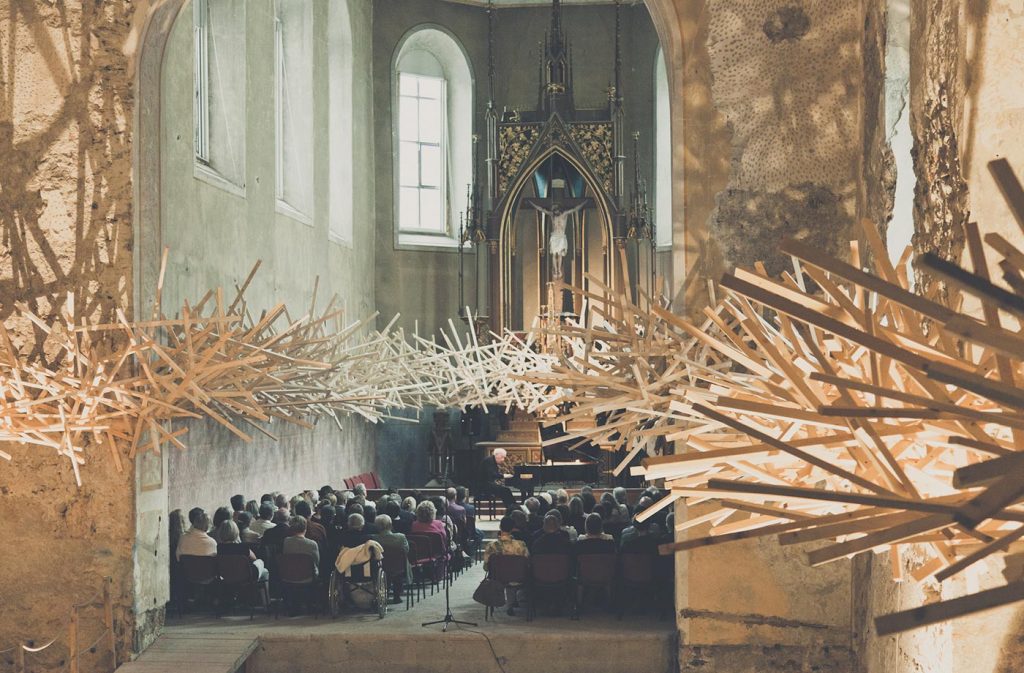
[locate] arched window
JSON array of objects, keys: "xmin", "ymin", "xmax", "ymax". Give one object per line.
[
  {"xmin": 393, "ymin": 27, "xmax": 473, "ymax": 248},
  {"xmin": 654, "ymin": 45, "xmax": 672, "ymax": 251},
  {"xmin": 328, "ymin": 1, "xmax": 354, "ymax": 245},
  {"xmin": 274, "ymin": 0, "xmax": 313, "ymax": 223}
]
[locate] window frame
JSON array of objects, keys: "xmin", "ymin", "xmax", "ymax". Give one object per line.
[
  {"xmin": 654, "ymin": 45, "xmax": 673, "ymax": 252},
  {"xmin": 397, "ymin": 72, "xmax": 449, "ymax": 237},
  {"xmin": 273, "ymin": 0, "xmax": 314, "ymax": 226},
  {"xmin": 192, "ymin": 0, "xmax": 246, "ymax": 197}
]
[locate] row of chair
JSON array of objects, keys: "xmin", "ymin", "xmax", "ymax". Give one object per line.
[{"xmin": 485, "ymin": 551, "xmax": 672, "ymax": 621}]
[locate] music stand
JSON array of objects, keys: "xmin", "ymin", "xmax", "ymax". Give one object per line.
[{"xmin": 421, "ymin": 524, "xmax": 477, "ymax": 631}]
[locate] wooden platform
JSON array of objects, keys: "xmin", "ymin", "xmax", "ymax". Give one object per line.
[{"xmin": 116, "ymin": 632, "xmax": 258, "ymax": 673}]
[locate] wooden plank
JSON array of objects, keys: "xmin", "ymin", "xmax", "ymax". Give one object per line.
[{"xmin": 874, "ymin": 581, "xmax": 1024, "ymax": 636}]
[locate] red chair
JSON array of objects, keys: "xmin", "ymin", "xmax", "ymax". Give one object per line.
[
  {"xmin": 406, "ymin": 535, "xmax": 436, "ymax": 599},
  {"xmin": 576, "ymin": 553, "xmax": 617, "ymax": 616},
  {"xmin": 529, "ymin": 554, "xmax": 574, "ymax": 619},
  {"xmin": 485, "ymin": 554, "xmax": 531, "ymax": 621}
]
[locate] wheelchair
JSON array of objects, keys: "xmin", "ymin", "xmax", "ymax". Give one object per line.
[{"xmin": 327, "ymin": 549, "xmax": 388, "ymax": 619}]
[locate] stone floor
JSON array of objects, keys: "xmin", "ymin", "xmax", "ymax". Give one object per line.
[{"xmin": 161, "ymin": 560, "xmax": 677, "ymax": 673}]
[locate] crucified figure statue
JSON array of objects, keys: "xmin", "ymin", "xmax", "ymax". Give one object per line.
[{"xmin": 529, "ymin": 200, "xmax": 586, "ymax": 280}]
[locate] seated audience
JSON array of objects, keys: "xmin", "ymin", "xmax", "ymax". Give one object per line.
[
  {"xmin": 556, "ymin": 489, "xmax": 569, "ymax": 506},
  {"xmin": 581, "ymin": 491, "xmax": 597, "ymax": 515},
  {"xmin": 613, "ymin": 486, "xmax": 632, "ymax": 516},
  {"xmin": 446, "ymin": 487, "xmax": 466, "ymax": 527},
  {"xmin": 282, "ymin": 515, "xmax": 320, "ymax": 578},
  {"xmin": 294, "ymin": 500, "xmax": 326, "ymax": 547},
  {"xmin": 509, "ymin": 509, "xmax": 531, "ymax": 544},
  {"xmin": 373, "ymin": 514, "xmax": 410, "ymax": 604},
  {"xmin": 244, "ymin": 499, "xmax": 259, "ymax": 519},
  {"xmin": 237, "ymin": 511, "xmax": 259, "ymax": 543},
  {"xmin": 230, "ymin": 494, "xmax": 245, "ymax": 522},
  {"xmin": 601, "ymin": 493, "xmax": 629, "ymax": 524},
  {"xmin": 620, "ymin": 515, "xmax": 660, "ymax": 554},
  {"xmin": 211, "ymin": 506, "xmax": 232, "ymax": 536},
  {"xmin": 338, "ymin": 513, "xmax": 372, "ymax": 550},
  {"xmin": 216, "ymin": 520, "xmax": 269, "ymax": 581},
  {"xmin": 532, "ymin": 514, "xmax": 573, "ymax": 555},
  {"xmin": 187, "ymin": 506, "xmax": 204, "ymax": 527},
  {"xmin": 249, "ymin": 503, "xmax": 276, "ymax": 537},
  {"xmin": 177, "ymin": 511, "xmax": 216, "ymax": 559},
  {"xmin": 386, "ymin": 501, "xmax": 413, "ymax": 535},
  {"xmin": 274, "ymin": 493, "xmax": 289, "ymax": 517},
  {"xmin": 362, "ymin": 504, "xmax": 380, "ymax": 534},
  {"xmin": 537, "ymin": 507, "xmax": 578, "ymax": 542},
  {"xmin": 411, "ymin": 500, "xmax": 446, "ymax": 538},
  {"xmin": 259, "ymin": 510, "xmax": 292, "ymax": 549},
  {"xmin": 483, "ymin": 516, "xmax": 529, "ymax": 615},
  {"xmin": 523, "ymin": 497, "xmax": 544, "ymax": 533},
  {"xmin": 568, "ymin": 496, "xmax": 587, "ymax": 534},
  {"xmin": 574, "ymin": 513, "xmax": 616, "ymax": 556}
]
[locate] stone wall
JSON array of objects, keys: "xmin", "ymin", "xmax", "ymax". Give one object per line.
[
  {"xmin": 157, "ymin": 0, "xmax": 379, "ymax": 520},
  {"xmin": 0, "ymin": 0, "xmax": 144, "ymax": 665}
]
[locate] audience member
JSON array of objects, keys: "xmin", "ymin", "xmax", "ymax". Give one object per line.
[
  {"xmin": 532, "ymin": 514, "xmax": 572, "ymax": 555},
  {"xmin": 575, "ymin": 513, "xmax": 616, "ymax": 556},
  {"xmin": 250, "ymin": 503, "xmax": 276, "ymax": 537},
  {"xmin": 556, "ymin": 488, "xmax": 569, "ymax": 505},
  {"xmin": 613, "ymin": 487, "xmax": 632, "ymax": 516},
  {"xmin": 411, "ymin": 500, "xmax": 446, "ymax": 538},
  {"xmin": 187, "ymin": 506, "xmax": 204, "ymax": 526},
  {"xmin": 216, "ymin": 520, "xmax": 269, "ymax": 581},
  {"xmin": 229, "ymin": 494, "xmax": 245, "ymax": 522},
  {"xmin": 339, "ymin": 513, "xmax": 372, "ymax": 549},
  {"xmin": 237, "ymin": 511, "xmax": 259, "ymax": 543},
  {"xmin": 523, "ymin": 498, "xmax": 544, "ymax": 533},
  {"xmin": 274, "ymin": 493, "xmax": 289, "ymax": 516},
  {"xmin": 386, "ymin": 501, "xmax": 412, "ymax": 535},
  {"xmin": 177, "ymin": 511, "xmax": 216, "ymax": 559},
  {"xmin": 483, "ymin": 516, "xmax": 529, "ymax": 616},
  {"xmin": 446, "ymin": 487, "xmax": 466, "ymax": 527},
  {"xmin": 600, "ymin": 493, "xmax": 629, "ymax": 524},
  {"xmin": 211, "ymin": 507, "xmax": 232, "ymax": 537},
  {"xmin": 568, "ymin": 496, "xmax": 587, "ymax": 534},
  {"xmin": 244, "ymin": 499, "xmax": 259, "ymax": 519},
  {"xmin": 294, "ymin": 500, "xmax": 326, "ymax": 547},
  {"xmin": 581, "ymin": 491, "xmax": 597, "ymax": 515},
  {"xmin": 282, "ymin": 515, "xmax": 319, "ymax": 578},
  {"xmin": 620, "ymin": 515, "xmax": 659, "ymax": 554},
  {"xmin": 362, "ymin": 504, "xmax": 380, "ymax": 534},
  {"xmin": 509, "ymin": 509, "xmax": 530, "ymax": 544},
  {"xmin": 373, "ymin": 514, "xmax": 410, "ymax": 604},
  {"xmin": 259, "ymin": 510, "xmax": 291, "ymax": 549}
]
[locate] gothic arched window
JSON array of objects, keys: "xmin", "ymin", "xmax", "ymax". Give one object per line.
[
  {"xmin": 328, "ymin": 0, "xmax": 354, "ymax": 245},
  {"xmin": 393, "ymin": 27, "xmax": 473, "ymax": 248},
  {"xmin": 654, "ymin": 45, "xmax": 672, "ymax": 251}
]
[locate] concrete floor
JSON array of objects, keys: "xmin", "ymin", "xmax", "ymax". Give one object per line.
[{"xmin": 166, "ymin": 561, "xmax": 677, "ymax": 673}]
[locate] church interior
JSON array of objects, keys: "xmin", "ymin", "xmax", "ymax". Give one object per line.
[{"xmin": 3, "ymin": 0, "xmax": 1024, "ymax": 671}]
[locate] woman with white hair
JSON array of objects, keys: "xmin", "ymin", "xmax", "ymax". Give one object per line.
[{"xmin": 478, "ymin": 447, "xmax": 517, "ymax": 513}]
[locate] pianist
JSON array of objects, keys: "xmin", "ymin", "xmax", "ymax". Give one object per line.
[{"xmin": 479, "ymin": 448, "xmax": 518, "ymax": 513}]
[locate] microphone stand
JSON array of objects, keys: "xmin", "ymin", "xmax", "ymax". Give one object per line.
[{"xmin": 421, "ymin": 521, "xmax": 477, "ymax": 632}]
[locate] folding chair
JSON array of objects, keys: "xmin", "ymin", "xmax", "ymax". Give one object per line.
[
  {"xmin": 276, "ymin": 553, "xmax": 318, "ymax": 618},
  {"xmin": 217, "ymin": 555, "xmax": 268, "ymax": 619},
  {"xmin": 485, "ymin": 554, "xmax": 530, "ymax": 621},
  {"xmin": 179, "ymin": 555, "xmax": 218, "ymax": 617},
  {"xmin": 529, "ymin": 554, "xmax": 574, "ymax": 619},
  {"xmin": 576, "ymin": 553, "xmax": 616, "ymax": 616}
]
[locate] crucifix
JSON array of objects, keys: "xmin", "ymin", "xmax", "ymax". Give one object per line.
[{"xmin": 522, "ymin": 195, "xmax": 595, "ymax": 280}]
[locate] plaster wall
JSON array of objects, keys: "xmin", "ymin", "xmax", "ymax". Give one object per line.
[
  {"xmin": 0, "ymin": 1, "xmax": 144, "ymax": 665},
  {"xmin": 157, "ymin": 0, "xmax": 378, "ymax": 515}
]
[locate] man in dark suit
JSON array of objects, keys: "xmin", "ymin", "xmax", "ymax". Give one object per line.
[
  {"xmin": 574, "ymin": 513, "xmax": 617, "ymax": 557},
  {"xmin": 479, "ymin": 448, "xmax": 517, "ymax": 512},
  {"xmin": 386, "ymin": 500, "xmax": 414, "ymax": 535},
  {"xmin": 531, "ymin": 515, "xmax": 572, "ymax": 556}
]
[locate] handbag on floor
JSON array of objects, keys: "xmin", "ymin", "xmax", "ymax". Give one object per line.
[{"xmin": 472, "ymin": 577, "xmax": 506, "ymax": 607}]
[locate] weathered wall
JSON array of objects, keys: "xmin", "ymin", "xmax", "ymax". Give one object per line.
[
  {"xmin": 675, "ymin": 502, "xmax": 854, "ymax": 672},
  {"xmin": 158, "ymin": 0, "xmax": 378, "ymax": 515},
  {"xmin": 706, "ymin": 0, "xmax": 863, "ymax": 278},
  {"xmin": 0, "ymin": 0, "xmax": 143, "ymax": 666}
]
